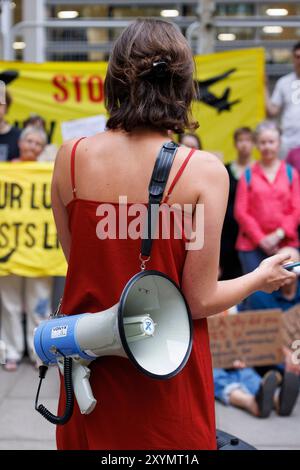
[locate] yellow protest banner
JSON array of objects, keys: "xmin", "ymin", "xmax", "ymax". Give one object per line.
[
  {"xmin": 1, "ymin": 61, "xmax": 108, "ymax": 146},
  {"xmin": 1, "ymin": 48, "xmax": 264, "ymax": 163},
  {"xmin": 193, "ymin": 48, "xmax": 265, "ymax": 161},
  {"xmin": 0, "ymin": 162, "xmax": 67, "ymax": 277}
]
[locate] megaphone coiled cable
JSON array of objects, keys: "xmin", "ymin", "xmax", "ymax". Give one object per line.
[{"xmin": 35, "ymin": 356, "xmax": 74, "ymax": 425}]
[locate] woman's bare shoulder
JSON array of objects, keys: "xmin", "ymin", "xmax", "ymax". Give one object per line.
[
  {"xmin": 55, "ymin": 137, "xmax": 80, "ymax": 163},
  {"xmin": 55, "ymin": 132, "xmax": 108, "ymax": 160},
  {"xmin": 190, "ymin": 150, "xmax": 229, "ymax": 184},
  {"xmin": 194, "ymin": 149, "xmax": 224, "ymax": 164}
]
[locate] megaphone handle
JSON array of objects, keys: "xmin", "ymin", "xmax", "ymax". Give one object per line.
[
  {"xmin": 58, "ymin": 359, "xmax": 97, "ymax": 415},
  {"xmin": 72, "ymin": 361, "xmax": 97, "ymax": 415}
]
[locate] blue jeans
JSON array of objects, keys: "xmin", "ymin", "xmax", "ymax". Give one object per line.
[
  {"xmin": 213, "ymin": 368, "xmax": 262, "ymax": 405},
  {"xmin": 238, "ymin": 249, "xmax": 267, "ymax": 274}
]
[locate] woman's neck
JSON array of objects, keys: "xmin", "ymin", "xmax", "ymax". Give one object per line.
[
  {"xmin": 236, "ymin": 154, "xmax": 252, "ymax": 166},
  {"xmin": 115, "ymin": 127, "xmax": 170, "ymax": 140},
  {"xmin": 260, "ymin": 157, "xmax": 279, "ymax": 168}
]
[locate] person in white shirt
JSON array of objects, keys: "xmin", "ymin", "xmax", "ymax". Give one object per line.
[{"xmin": 266, "ymin": 42, "xmax": 300, "ymax": 158}]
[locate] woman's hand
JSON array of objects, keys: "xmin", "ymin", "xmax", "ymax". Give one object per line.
[{"xmin": 254, "ymin": 253, "xmax": 296, "ymax": 293}]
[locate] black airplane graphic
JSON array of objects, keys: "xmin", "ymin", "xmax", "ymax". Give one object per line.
[
  {"xmin": 195, "ymin": 68, "xmax": 240, "ymax": 113},
  {"xmin": 0, "ymin": 70, "xmax": 19, "ymax": 85}
]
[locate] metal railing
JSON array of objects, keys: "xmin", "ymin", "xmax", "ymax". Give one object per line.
[{"xmin": 1, "ymin": 0, "xmax": 299, "ymax": 77}]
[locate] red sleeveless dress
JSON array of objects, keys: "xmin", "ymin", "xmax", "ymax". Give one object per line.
[{"xmin": 56, "ymin": 138, "xmax": 216, "ymax": 450}]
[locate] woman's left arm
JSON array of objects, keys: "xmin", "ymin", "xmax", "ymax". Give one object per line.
[{"xmin": 51, "ymin": 144, "xmax": 72, "ymax": 262}]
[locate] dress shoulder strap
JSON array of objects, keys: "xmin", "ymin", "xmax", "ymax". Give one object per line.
[
  {"xmin": 70, "ymin": 137, "xmax": 86, "ymax": 198},
  {"xmin": 162, "ymin": 148, "xmax": 196, "ymax": 204}
]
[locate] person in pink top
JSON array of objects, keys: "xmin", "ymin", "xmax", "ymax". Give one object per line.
[{"xmin": 235, "ymin": 121, "xmax": 300, "ymax": 274}]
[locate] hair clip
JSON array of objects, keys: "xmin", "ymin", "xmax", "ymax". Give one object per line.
[{"xmin": 152, "ymin": 61, "xmax": 168, "ymax": 78}]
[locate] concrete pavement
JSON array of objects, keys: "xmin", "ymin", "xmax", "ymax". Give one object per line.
[{"xmin": 0, "ymin": 360, "xmax": 299, "ymax": 450}]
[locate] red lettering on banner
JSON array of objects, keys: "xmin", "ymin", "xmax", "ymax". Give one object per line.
[
  {"xmin": 53, "ymin": 75, "xmax": 68, "ymax": 102},
  {"xmin": 52, "ymin": 74, "xmax": 104, "ymax": 103},
  {"xmin": 87, "ymin": 76, "xmax": 104, "ymax": 102},
  {"xmin": 72, "ymin": 76, "xmax": 83, "ymax": 102}
]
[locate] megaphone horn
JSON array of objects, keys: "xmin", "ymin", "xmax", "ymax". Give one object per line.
[{"xmin": 34, "ymin": 270, "xmax": 193, "ymax": 379}]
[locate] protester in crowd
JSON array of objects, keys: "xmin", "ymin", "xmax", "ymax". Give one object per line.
[
  {"xmin": 178, "ymin": 132, "xmax": 202, "ymax": 149},
  {"xmin": 240, "ymin": 246, "xmax": 300, "ymax": 378},
  {"xmin": 0, "ymin": 90, "xmax": 21, "ymax": 161},
  {"xmin": 220, "ymin": 127, "xmax": 254, "ymax": 280},
  {"xmin": 23, "ymin": 114, "xmax": 57, "ymax": 161},
  {"xmin": 0, "ymin": 126, "xmax": 53, "ymax": 371},
  {"xmin": 266, "ymin": 42, "xmax": 300, "ymax": 158},
  {"xmin": 11, "ymin": 125, "xmax": 47, "ymax": 162},
  {"xmin": 235, "ymin": 121, "xmax": 300, "ymax": 275}
]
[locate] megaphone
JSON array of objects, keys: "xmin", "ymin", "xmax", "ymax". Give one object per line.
[{"xmin": 34, "ymin": 270, "xmax": 193, "ymax": 418}]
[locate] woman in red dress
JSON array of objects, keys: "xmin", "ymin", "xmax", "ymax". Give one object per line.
[{"xmin": 51, "ymin": 19, "xmax": 295, "ymax": 450}]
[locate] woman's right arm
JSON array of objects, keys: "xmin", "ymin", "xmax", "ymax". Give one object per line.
[{"xmin": 181, "ymin": 154, "xmax": 296, "ymax": 319}]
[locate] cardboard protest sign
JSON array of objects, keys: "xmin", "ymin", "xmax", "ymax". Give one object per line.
[{"xmin": 208, "ymin": 310, "xmax": 284, "ymax": 369}]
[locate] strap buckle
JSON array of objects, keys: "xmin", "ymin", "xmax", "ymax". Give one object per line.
[{"xmin": 139, "ymin": 253, "xmax": 151, "ymax": 271}]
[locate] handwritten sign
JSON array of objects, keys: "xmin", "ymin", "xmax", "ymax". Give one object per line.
[{"xmin": 208, "ymin": 310, "xmax": 284, "ymax": 369}]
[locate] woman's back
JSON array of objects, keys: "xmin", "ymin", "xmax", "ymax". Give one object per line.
[
  {"xmin": 57, "ymin": 130, "xmax": 204, "ymax": 208},
  {"xmin": 54, "ymin": 131, "xmax": 217, "ymax": 450}
]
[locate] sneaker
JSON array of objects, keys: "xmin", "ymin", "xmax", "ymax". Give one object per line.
[
  {"xmin": 277, "ymin": 372, "xmax": 299, "ymax": 417},
  {"xmin": 255, "ymin": 371, "xmax": 278, "ymax": 418}
]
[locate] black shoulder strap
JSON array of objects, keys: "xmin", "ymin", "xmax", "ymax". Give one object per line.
[{"xmin": 140, "ymin": 141, "xmax": 179, "ymax": 262}]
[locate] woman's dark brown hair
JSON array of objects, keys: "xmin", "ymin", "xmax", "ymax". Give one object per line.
[{"xmin": 104, "ymin": 18, "xmax": 198, "ymax": 134}]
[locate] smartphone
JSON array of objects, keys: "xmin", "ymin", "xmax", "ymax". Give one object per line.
[{"xmin": 283, "ymin": 261, "xmax": 300, "ymax": 272}]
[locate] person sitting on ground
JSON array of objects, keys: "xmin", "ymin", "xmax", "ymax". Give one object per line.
[
  {"xmin": 214, "ymin": 360, "xmax": 279, "ymax": 418},
  {"xmin": 213, "ymin": 309, "xmax": 299, "ymax": 418},
  {"xmin": 240, "ymin": 247, "xmax": 300, "ymax": 375},
  {"xmin": 238, "ymin": 245, "xmax": 300, "ymax": 415}
]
